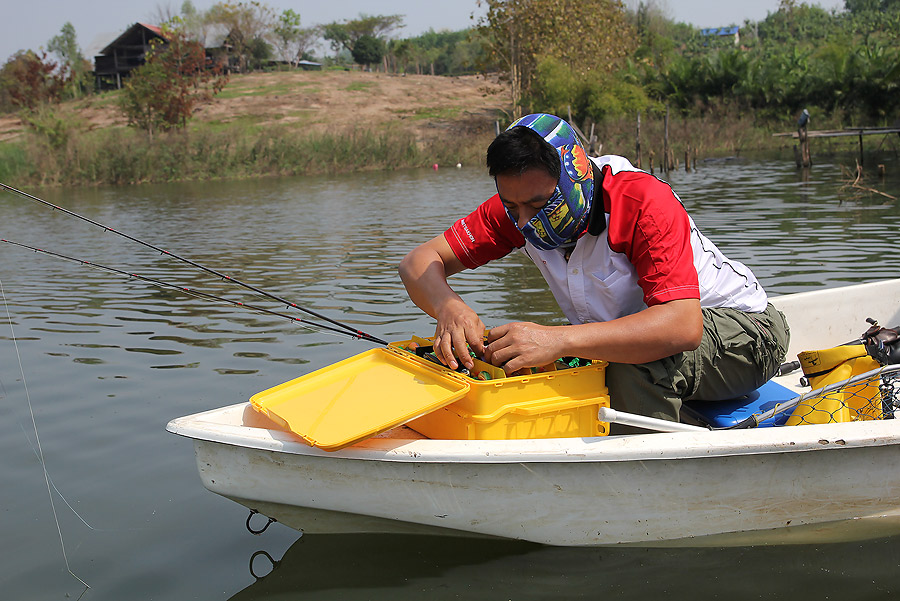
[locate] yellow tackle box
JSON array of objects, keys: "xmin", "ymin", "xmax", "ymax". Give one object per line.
[
  {"xmin": 390, "ymin": 338, "xmax": 609, "ymax": 440},
  {"xmin": 250, "ymin": 338, "xmax": 609, "ymax": 451}
]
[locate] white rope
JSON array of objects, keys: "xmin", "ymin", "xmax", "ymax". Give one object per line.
[{"xmin": 0, "ymin": 277, "xmax": 90, "ymax": 590}]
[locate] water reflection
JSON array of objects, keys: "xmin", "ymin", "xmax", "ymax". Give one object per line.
[{"xmin": 231, "ymin": 533, "xmax": 900, "ymax": 600}]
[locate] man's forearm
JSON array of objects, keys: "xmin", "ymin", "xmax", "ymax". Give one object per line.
[
  {"xmin": 560, "ymin": 299, "xmax": 704, "ymax": 364},
  {"xmin": 399, "ymin": 246, "xmax": 457, "ymax": 318}
]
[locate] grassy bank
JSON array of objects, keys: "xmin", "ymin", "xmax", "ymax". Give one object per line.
[
  {"xmin": 593, "ymin": 104, "xmax": 889, "ymax": 169},
  {"xmin": 3, "ymin": 124, "xmax": 493, "ymax": 186},
  {"xmin": 2, "ymin": 109, "xmax": 882, "ymax": 187}
]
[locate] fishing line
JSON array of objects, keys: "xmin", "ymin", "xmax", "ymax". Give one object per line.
[
  {"xmin": 0, "ymin": 277, "xmax": 90, "ymax": 590},
  {"xmin": 19, "ymin": 423, "xmax": 98, "ymax": 530},
  {"xmin": 16, "ymin": 422, "xmax": 151, "ymax": 534},
  {"xmin": 2, "ymin": 239, "xmax": 380, "ymax": 343},
  {"xmin": 0, "ymin": 182, "xmax": 387, "ymax": 346}
]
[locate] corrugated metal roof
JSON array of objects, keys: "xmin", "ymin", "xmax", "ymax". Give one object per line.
[
  {"xmin": 701, "ymin": 26, "xmax": 740, "ymax": 36},
  {"xmin": 98, "ymin": 22, "xmax": 167, "ymax": 56}
]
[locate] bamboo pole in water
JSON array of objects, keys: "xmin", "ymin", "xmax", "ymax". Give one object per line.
[
  {"xmin": 858, "ymin": 132, "xmax": 864, "ymax": 167},
  {"xmin": 798, "ymin": 123, "xmax": 811, "ymax": 168}
]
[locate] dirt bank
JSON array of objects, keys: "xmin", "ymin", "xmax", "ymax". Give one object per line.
[{"xmin": 0, "ymin": 70, "xmax": 511, "ymax": 143}]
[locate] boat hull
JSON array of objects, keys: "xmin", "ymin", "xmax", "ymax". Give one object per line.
[{"xmin": 171, "ymin": 402, "xmax": 900, "ymax": 546}]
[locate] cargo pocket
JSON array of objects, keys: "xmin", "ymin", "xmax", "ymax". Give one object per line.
[{"xmin": 750, "ymin": 305, "xmax": 790, "ymax": 385}]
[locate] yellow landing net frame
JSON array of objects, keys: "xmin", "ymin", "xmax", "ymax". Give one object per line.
[{"xmin": 787, "ymin": 346, "xmax": 899, "ymax": 425}]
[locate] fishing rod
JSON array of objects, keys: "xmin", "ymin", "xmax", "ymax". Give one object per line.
[
  {"xmin": 0, "ymin": 182, "xmax": 387, "ymax": 345},
  {"xmin": 1, "ymin": 239, "xmax": 376, "ymax": 342}
]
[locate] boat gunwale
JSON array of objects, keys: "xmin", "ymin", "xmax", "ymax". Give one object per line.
[{"xmin": 166, "ymin": 402, "xmax": 900, "ymax": 464}]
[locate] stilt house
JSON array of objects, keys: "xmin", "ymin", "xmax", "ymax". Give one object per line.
[{"xmin": 93, "ymin": 23, "xmax": 167, "ymax": 90}]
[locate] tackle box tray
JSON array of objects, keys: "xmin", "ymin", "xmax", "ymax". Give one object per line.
[{"xmin": 250, "ymin": 347, "xmax": 469, "ymax": 451}]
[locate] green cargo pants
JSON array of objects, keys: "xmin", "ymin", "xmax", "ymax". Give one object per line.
[{"xmin": 605, "ymin": 303, "xmax": 790, "ymax": 433}]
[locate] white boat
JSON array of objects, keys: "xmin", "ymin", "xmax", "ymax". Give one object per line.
[{"xmin": 166, "ymin": 278, "xmax": 900, "ymax": 547}]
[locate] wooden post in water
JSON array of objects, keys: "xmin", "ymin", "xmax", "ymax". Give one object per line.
[
  {"xmin": 635, "ymin": 112, "xmax": 642, "ymax": 169},
  {"xmin": 858, "ymin": 132, "xmax": 864, "ymax": 167},
  {"xmin": 648, "ymin": 149, "xmax": 655, "ymax": 175},
  {"xmin": 664, "ymin": 105, "xmax": 670, "ymax": 172},
  {"xmin": 685, "ymin": 148, "xmax": 691, "ymax": 172},
  {"xmin": 588, "ymin": 122, "xmax": 600, "ymax": 156},
  {"xmin": 798, "ymin": 123, "xmax": 811, "ymax": 168}
]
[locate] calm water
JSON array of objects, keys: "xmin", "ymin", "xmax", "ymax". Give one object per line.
[{"xmin": 1, "ymin": 152, "xmax": 899, "ymax": 600}]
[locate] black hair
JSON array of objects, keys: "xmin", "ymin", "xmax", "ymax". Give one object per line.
[{"xmin": 486, "ymin": 126, "xmax": 561, "ymax": 180}]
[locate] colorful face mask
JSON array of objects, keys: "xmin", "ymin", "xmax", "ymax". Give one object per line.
[{"xmin": 505, "ymin": 114, "xmax": 594, "ymax": 251}]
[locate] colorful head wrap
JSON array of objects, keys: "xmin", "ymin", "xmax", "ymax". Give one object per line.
[{"xmin": 506, "ymin": 113, "xmax": 594, "ymax": 250}]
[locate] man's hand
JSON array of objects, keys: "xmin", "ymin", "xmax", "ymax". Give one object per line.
[
  {"xmin": 482, "ymin": 299, "xmax": 703, "ymax": 372},
  {"xmin": 483, "ymin": 322, "xmax": 563, "ymax": 374},
  {"xmin": 433, "ymin": 298, "xmax": 485, "ymax": 371}
]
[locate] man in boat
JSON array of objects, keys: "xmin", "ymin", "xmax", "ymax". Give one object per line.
[{"xmin": 399, "ymin": 113, "xmax": 790, "ymax": 429}]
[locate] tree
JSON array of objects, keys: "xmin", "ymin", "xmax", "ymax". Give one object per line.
[
  {"xmin": 118, "ymin": 29, "xmax": 228, "ymax": 138},
  {"xmin": 272, "ymin": 8, "xmax": 301, "ymax": 63},
  {"xmin": 351, "ymin": 35, "xmax": 385, "ymax": 69},
  {"xmin": 757, "ymin": 1, "xmax": 836, "ymax": 43},
  {"xmin": 272, "ymin": 9, "xmax": 319, "ymax": 65},
  {"xmin": 478, "ymin": 0, "xmax": 636, "ymax": 118},
  {"xmin": 844, "ymin": 0, "xmax": 896, "ymax": 12},
  {"xmin": 0, "ymin": 50, "xmax": 65, "ymax": 111},
  {"xmin": 47, "ymin": 22, "xmax": 90, "ymax": 99},
  {"xmin": 178, "ymin": 0, "xmax": 207, "ymax": 40},
  {"xmin": 205, "ymin": 1, "xmax": 276, "ymax": 71},
  {"xmin": 322, "ymin": 14, "xmax": 404, "ymax": 57},
  {"xmin": 387, "ymin": 39, "xmax": 414, "ymax": 73},
  {"xmin": 150, "ymin": 2, "xmax": 180, "ymax": 25}
]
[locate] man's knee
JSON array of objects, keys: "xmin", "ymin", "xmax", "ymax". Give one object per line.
[{"xmin": 605, "ymin": 360, "xmax": 686, "ymax": 423}]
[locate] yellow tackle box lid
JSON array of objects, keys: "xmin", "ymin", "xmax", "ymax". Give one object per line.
[{"xmin": 250, "ymin": 347, "xmax": 470, "ymax": 451}]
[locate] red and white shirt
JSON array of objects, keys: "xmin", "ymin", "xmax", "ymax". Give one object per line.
[{"xmin": 444, "ymin": 155, "xmax": 768, "ymax": 324}]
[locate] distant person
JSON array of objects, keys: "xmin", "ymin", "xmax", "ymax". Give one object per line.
[{"xmin": 399, "ymin": 113, "xmax": 789, "ymax": 428}]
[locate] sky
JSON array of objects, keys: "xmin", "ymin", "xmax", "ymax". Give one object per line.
[{"xmin": 3, "ymin": 0, "xmax": 848, "ymax": 65}]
